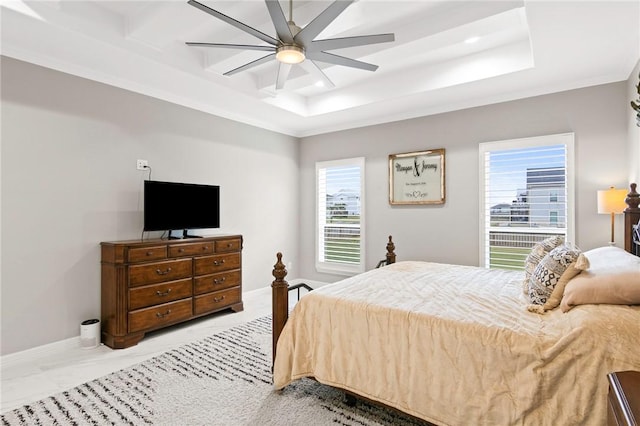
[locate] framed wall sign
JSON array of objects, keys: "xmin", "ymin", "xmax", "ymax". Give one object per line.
[{"xmin": 389, "ymin": 149, "xmax": 445, "ymax": 205}]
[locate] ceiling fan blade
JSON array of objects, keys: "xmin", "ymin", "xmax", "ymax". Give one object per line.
[
  {"xmin": 300, "ymin": 60, "xmax": 335, "ymax": 88},
  {"xmin": 275, "ymin": 63, "xmax": 292, "ymax": 90},
  {"xmin": 186, "ymin": 42, "xmax": 275, "ymax": 52},
  {"xmin": 223, "ymin": 53, "xmax": 276, "ymax": 76},
  {"xmin": 306, "ymin": 51, "xmax": 378, "ymax": 72},
  {"xmin": 294, "ymin": 0, "xmax": 355, "ymax": 46},
  {"xmin": 188, "ymin": 0, "xmax": 278, "ymax": 46},
  {"xmin": 265, "ymin": 0, "xmax": 294, "ymax": 44},
  {"xmin": 307, "ymin": 33, "xmax": 395, "ymax": 52}
]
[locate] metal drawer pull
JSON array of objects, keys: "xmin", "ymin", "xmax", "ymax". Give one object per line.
[
  {"xmin": 156, "ymin": 310, "xmax": 171, "ymax": 318},
  {"xmin": 213, "ymin": 296, "xmax": 226, "ymax": 303},
  {"xmin": 203, "ymin": 246, "xmax": 209, "ymax": 250},
  {"xmin": 156, "ymin": 267, "xmax": 172, "ymax": 275},
  {"xmin": 213, "ymin": 260, "xmax": 226, "ymax": 266},
  {"xmin": 213, "ymin": 277, "xmax": 226, "ymax": 284},
  {"xmin": 146, "ymin": 251, "xmax": 154, "ymax": 256},
  {"xmin": 178, "ymin": 248, "xmax": 185, "ymax": 253},
  {"xmin": 156, "ymin": 289, "xmax": 172, "ymax": 297},
  {"xmin": 227, "ymin": 243, "xmax": 233, "ymax": 248}
]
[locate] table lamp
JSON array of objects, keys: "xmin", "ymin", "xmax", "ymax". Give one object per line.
[{"xmin": 597, "ymin": 186, "xmax": 628, "ymax": 245}]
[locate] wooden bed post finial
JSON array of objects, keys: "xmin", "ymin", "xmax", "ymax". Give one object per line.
[
  {"xmin": 273, "ymin": 252, "xmax": 288, "ymax": 281},
  {"xmin": 386, "ymin": 235, "xmax": 396, "ymax": 265},
  {"xmin": 271, "ymin": 252, "xmax": 289, "ymax": 369},
  {"xmin": 625, "ymin": 183, "xmax": 639, "ymax": 211}
]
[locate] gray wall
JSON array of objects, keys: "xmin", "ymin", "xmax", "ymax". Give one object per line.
[
  {"xmin": 299, "ymin": 82, "xmax": 632, "ymax": 283},
  {"xmin": 1, "ymin": 57, "xmax": 300, "ymax": 355}
]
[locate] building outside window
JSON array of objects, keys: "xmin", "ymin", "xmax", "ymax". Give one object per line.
[
  {"xmin": 479, "ymin": 133, "xmax": 575, "ymax": 270},
  {"xmin": 316, "ymin": 157, "xmax": 365, "ymax": 275}
]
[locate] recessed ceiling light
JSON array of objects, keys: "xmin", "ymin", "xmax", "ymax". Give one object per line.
[
  {"xmin": 465, "ymin": 36, "xmax": 480, "ymax": 44},
  {"xmin": 315, "ymin": 81, "xmax": 325, "ymax": 87}
]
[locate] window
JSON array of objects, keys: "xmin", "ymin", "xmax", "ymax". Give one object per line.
[
  {"xmin": 316, "ymin": 157, "xmax": 365, "ymax": 275},
  {"xmin": 479, "ymin": 133, "xmax": 574, "ymax": 270}
]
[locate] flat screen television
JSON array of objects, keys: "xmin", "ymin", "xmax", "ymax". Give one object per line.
[{"xmin": 144, "ymin": 180, "xmax": 220, "ymax": 238}]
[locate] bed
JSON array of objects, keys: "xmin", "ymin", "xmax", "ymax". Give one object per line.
[{"xmin": 271, "ymin": 184, "xmax": 640, "ymax": 425}]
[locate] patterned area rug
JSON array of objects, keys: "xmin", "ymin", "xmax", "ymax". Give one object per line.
[{"xmin": 1, "ymin": 316, "xmax": 429, "ymax": 425}]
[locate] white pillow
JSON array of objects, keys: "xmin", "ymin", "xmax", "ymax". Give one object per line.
[{"xmin": 580, "ymin": 246, "xmax": 640, "ymax": 271}]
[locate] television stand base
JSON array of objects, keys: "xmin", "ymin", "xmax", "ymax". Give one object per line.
[{"xmin": 168, "ymin": 230, "xmax": 204, "ymax": 239}]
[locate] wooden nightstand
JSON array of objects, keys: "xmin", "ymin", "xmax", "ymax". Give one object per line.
[{"xmin": 607, "ymin": 371, "xmax": 640, "ymax": 426}]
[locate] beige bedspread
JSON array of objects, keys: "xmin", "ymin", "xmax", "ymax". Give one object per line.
[{"xmin": 273, "ymin": 261, "xmax": 640, "ymax": 425}]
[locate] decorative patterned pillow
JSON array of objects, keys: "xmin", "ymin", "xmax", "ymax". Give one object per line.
[
  {"xmin": 527, "ymin": 253, "xmax": 589, "ymax": 313},
  {"xmin": 522, "ymin": 235, "xmax": 565, "ymax": 294},
  {"xmin": 528, "ymin": 245, "xmax": 581, "ymax": 305}
]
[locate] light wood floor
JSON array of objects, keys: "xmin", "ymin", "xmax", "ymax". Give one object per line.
[{"xmin": 1, "ymin": 286, "xmax": 306, "ymax": 413}]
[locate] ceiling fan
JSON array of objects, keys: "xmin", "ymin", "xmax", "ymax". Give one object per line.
[{"xmin": 186, "ymin": 0, "xmax": 395, "ymax": 90}]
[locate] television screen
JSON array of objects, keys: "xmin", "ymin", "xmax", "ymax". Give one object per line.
[{"xmin": 144, "ymin": 180, "xmax": 220, "ymax": 232}]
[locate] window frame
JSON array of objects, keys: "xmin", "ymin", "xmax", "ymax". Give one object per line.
[
  {"xmin": 478, "ymin": 133, "xmax": 575, "ymax": 268},
  {"xmin": 315, "ymin": 157, "xmax": 366, "ymax": 276}
]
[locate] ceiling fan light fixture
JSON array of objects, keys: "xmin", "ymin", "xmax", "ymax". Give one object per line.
[{"xmin": 276, "ymin": 45, "xmax": 305, "ymax": 64}]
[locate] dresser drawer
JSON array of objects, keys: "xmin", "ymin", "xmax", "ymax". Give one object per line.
[
  {"xmin": 215, "ymin": 238, "xmax": 242, "ymax": 253},
  {"xmin": 129, "ymin": 258, "xmax": 193, "ymax": 287},
  {"xmin": 194, "ymin": 287, "xmax": 241, "ymax": 315},
  {"xmin": 169, "ymin": 242, "xmax": 214, "ymax": 258},
  {"xmin": 129, "ymin": 278, "xmax": 193, "ymax": 310},
  {"xmin": 128, "ymin": 299, "xmax": 193, "ymax": 333},
  {"xmin": 127, "ymin": 245, "xmax": 167, "ymax": 263},
  {"xmin": 194, "ymin": 253, "xmax": 240, "ymax": 276},
  {"xmin": 194, "ymin": 270, "xmax": 240, "ymax": 295}
]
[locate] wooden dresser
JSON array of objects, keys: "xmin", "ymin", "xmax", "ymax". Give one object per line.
[
  {"xmin": 608, "ymin": 371, "xmax": 640, "ymax": 426},
  {"xmin": 101, "ymin": 235, "xmax": 243, "ymax": 349}
]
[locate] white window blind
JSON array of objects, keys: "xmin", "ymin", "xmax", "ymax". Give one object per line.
[
  {"xmin": 316, "ymin": 157, "xmax": 365, "ymax": 275},
  {"xmin": 479, "ymin": 134, "xmax": 575, "ymax": 270}
]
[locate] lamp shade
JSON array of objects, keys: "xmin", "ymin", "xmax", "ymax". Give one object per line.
[{"xmin": 597, "ymin": 187, "xmax": 627, "ymax": 214}]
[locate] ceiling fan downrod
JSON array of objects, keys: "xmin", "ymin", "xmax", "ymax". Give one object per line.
[{"xmin": 286, "ymin": 0, "xmax": 301, "ymax": 37}]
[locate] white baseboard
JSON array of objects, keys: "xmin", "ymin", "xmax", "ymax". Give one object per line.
[{"xmin": 1, "ymin": 336, "xmax": 81, "ymax": 369}]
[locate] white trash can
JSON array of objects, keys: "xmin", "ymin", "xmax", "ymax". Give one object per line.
[{"xmin": 80, "ymin": 319, "xmax": 100, "ymax": 349}]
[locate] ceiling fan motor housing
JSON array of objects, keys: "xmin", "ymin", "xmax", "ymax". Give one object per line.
[{"xmin": 288, "ymin": 21, "xmax": 301, "ymax": 37}]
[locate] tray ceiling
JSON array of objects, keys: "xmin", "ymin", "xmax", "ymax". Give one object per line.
[{"xmin": 1, "ymin": 1, "xmax": 639, "ymax": 137}]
